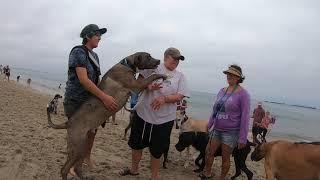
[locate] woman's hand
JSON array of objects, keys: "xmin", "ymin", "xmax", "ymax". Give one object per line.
[
  {"xmin": 151, "ymin": 96, "xmax": 166, "ymax": 111},
  {"xmin": 101, "ymin": 94, "xmax": 118, "ymax": 111},
  {"xmin": 238, "ymin": 143, "xmax": 246, "ymax": 149},
  {"xmin": 147, "ymin": 83, "xmax": 163, "ymax": 91}
]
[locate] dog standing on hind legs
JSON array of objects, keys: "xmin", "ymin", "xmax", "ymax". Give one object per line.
[{"xmin": 47, "ymin": 52, "xmax": 166, "ymax": 180}]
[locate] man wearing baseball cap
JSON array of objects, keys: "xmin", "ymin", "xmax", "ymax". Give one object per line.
[{"xmin": 120, "ymin": 47, "xmax": 189, "ymax": 180}]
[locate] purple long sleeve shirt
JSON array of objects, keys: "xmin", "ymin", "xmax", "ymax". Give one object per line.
[{"xmin": 208, "ymin": 88, "xmax": 251, "ymax": 144}]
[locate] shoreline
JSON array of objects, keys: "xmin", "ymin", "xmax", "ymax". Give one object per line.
[{"xmin": 3, "ymin": 73, "xmax": 315, "ymax": 142}]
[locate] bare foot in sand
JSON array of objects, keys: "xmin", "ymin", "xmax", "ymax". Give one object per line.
[
  {"xmin": 83, "ymin": 158, "xmax": 96, "ymax": 168},
  {"xmin": 68, "ymin": 167, "xmax": 77, "ymax": 177}
]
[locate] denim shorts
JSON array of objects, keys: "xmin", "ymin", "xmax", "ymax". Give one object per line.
[{"xmin": 209, "ymin": 129, "xmax": 239, "ymax": 149}]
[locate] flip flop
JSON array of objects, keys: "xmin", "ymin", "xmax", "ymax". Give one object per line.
[{"xmin": 119, "ymin": 167, "xmax": 139, "ymax": 176}]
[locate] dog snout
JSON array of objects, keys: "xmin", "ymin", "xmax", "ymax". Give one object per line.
[{"xmin": 155, "ymin": 60, "xmax": 160, "ymax": 65}]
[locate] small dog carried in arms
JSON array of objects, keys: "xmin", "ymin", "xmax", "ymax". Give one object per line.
[{"xmin": 47, "ymin": 94, "xmax": 63, "ymax": 114}]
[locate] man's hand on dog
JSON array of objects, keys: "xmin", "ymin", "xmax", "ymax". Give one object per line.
[
  {"xmin": 151, "ymin": 96, "xmax": 166, "ymax": 111},
  {"xmin": 148, "ymin": 82, "xmax": 163, "ymax": 91},
  {"xmin": 102, "ymin": 94, "xmax": 118, "ymax": 111}
]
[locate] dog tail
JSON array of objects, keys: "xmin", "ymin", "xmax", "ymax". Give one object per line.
[{"xmin": 47, "ymin": 106, "xmax": 68, "ymax": 129}]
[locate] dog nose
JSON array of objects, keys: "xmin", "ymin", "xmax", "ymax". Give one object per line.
[{"xmin": 156, "ymin": 60, "xmax": 160, "ymax": 65}]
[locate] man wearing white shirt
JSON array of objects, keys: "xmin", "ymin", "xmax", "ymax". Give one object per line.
[{"xmin": 120, "ymin": 47, "xmax": 190, "ymax": 180}]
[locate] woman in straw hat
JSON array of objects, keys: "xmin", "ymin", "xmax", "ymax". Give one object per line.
[{"xmin": 198, "ymin": 64, "xmax": 251, "ymax": 180}]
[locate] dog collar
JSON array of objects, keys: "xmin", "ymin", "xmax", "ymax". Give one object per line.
[{"xmin": 120, "ymin": 58, "xmax": 136, "ymax": 73}]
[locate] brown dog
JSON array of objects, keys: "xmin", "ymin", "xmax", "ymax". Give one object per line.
[
  {"xmin": 251, "ymin": 140, "xmax": 320, "ymax": 180},
  {"xmin": 47, "ymin": 52, "xmax": 166, "ymax": 180}
]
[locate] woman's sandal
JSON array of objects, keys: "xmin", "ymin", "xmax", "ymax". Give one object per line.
[
  {"xmin": 198, "ymin": 173, "xmax": 212, "ymax": 180},
  {"xmin": 119, "ymin": 167, "xmax": 139, "ymax": 176}
]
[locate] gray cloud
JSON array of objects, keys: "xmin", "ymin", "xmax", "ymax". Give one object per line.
[{"xmin": 1, "ymin": 0, "xmax": 319, "ymax": 107}]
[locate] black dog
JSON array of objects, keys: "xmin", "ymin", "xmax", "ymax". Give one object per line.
[
  {"xmin": 175, "ymin": 132, "xmax": 255, "ymax": 180},
  {"xmin": 47, "ymin": 94, "xmax": 63, "ymax": 114}
]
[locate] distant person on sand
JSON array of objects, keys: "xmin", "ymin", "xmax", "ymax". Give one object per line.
[
  {"xmin": 27, "ymin": 78, "xmax": 31, "ymax": 86},
  {"xmin": 16, "ymin": 75, "xmax": 21, "ymax": 82},
  {"xmin": 0, "ymin": 64, "xmax": 3, "ymax": 74},
  {"xmin": 63, "ymin": 24, "xmax": 117, "ymax": 176},
  {"xmin": 58, "ymin": 83, "xmax": 62, "ymax": 89},
  {"xmin": 252, "ymin": 102, "xmax": 265, "ymax": 144},
  {"xmin": 119, "ymin": 47, "xmax": 189, "ymax": 180},
  {"xmin": 201, "ymin": 64, "xmax": 250, "ymax": 180}
]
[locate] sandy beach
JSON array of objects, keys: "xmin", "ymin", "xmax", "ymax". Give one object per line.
[{"xmin": 0, "ymin": 77, "xmax": 269, "ymax": 180}]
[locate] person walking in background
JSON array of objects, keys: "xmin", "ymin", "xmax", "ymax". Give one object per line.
[
  {"xmin": 260, "ymin": 111, "xmax": 272, "ymax": 139},
  {"xmin": 63, "ymin": 24, "xmax": 118, "ymax": 176},
  {"xmin": 252, "ymin": 102, "xmax": 265, "ymax": 144},
  {"xmin": 0, "ymin": 64, "xmax": 3, "ymax": 74},
  {"xmin": 200, "ymin": 64, "xmax": 250, "ymax": 180},
  {"xmin": 58, "ymin": 83, "xmax": 62, "ymax": 89},
  {"xmin": 27, "ymin": 78, "xmax": 32, "ymax": 86},
  {"xmin": 120, "ymin": 47, "xmax": 189, "ymax": 180}
]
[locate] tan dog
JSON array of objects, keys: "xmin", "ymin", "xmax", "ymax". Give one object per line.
[
  {"xmin": 251, "ymin": 140, "xmax": 320, "ymax": 180},
  {"xmin": 47, "ymin": 52, "xmax": 166, "ymax": 180}
]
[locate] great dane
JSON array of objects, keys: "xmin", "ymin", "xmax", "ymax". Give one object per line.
[
  {"xmin": 47, "ymin": 52, "xmax": 166, "ymax": 180},
  {"xmin": 251, "ymin": 140, "xmax": 320, "ymax": 180}
]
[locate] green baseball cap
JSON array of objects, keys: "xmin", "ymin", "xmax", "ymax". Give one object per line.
[{"xmin": 80, "ymin": 24, "xmax": 107, "ymax": 38}]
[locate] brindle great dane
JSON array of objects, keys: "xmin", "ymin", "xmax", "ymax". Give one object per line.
[{"xmin": 47, "ymin": 52, "xmax": 166, "ymax": 180}]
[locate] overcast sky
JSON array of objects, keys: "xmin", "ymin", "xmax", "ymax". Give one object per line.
[{"xmin": 1, "ymin": 0, "xmax": 319, "ymax": 107}]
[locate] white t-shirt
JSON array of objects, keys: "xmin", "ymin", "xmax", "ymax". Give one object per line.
[{"xmin": 135, "ymin": 63, "xmax": 190, "ymax": 125}]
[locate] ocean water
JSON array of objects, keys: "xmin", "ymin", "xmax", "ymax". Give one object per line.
[
  {"xmin": 187, "ymin": 91, "xmax": 320, "ymax": 141},
  {"xmin": 10, "ymin": 67, "xmax": 320, "ymax": 141}
]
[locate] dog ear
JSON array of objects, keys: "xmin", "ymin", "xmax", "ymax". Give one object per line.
[{"xmin": 131, "ymin": 53, "xmax": 142, "ymax": 67}]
